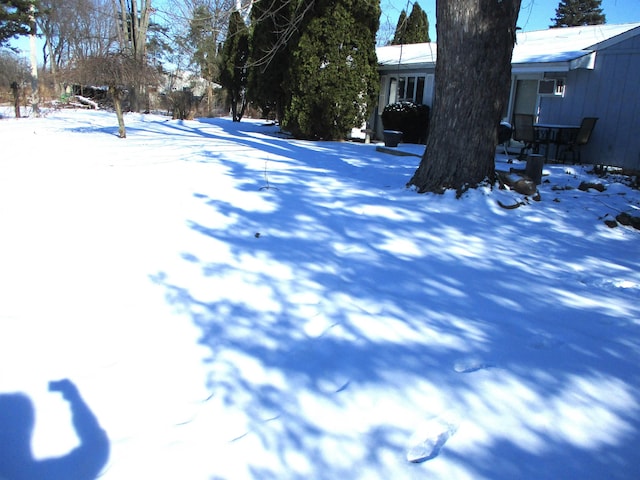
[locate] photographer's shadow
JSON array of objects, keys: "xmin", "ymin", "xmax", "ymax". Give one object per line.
[{"xmin": 0, "ymin": 379, "xmax": 109, "ymax": 480}]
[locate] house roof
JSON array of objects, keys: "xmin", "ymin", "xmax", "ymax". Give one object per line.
[
  {"xmin": 377, "ymin": 23, "xmax": 640, "ymax": 72},
  {"xmin": 513, "ymin": 23, "xmax": 640, "ymax": 69},
  {"xmin": 377, "ymin": 43, "xmax": 437, "ymax": 67}
]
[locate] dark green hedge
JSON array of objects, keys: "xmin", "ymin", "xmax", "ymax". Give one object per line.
[{"xmin": 381, "ymin": 102, "xmax": 430, "ymax": 144}]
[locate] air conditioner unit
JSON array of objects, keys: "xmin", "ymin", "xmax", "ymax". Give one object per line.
[{"xmin": 538, "ymin": 79, "xmax": 565, "ymax": 97}]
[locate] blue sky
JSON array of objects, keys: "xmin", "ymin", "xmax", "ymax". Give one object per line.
[
  {"xmin": 380, "ymin": 0, "xmax": 640, "ymax": 42},
  {"xmin": 8, "ymin": 0, "xmax": 640, "ymax": 58}
]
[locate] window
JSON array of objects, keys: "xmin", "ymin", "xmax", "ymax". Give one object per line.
[
  {"xmin": 538, "ymin": 78, "xmax": 565, "ymax": 97},
  {"xmin": 389, "ymin": 75, "xmax": 427, "ymax": 104}
]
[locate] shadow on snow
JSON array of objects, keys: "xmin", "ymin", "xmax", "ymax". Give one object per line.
[{"xmin": 102, "ymin": 115, "xmax": 638, "ymax": 479}]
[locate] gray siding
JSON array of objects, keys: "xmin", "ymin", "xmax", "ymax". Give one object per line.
[{"xmin": 539, "ymin": 35, "xmax": 640, "ymax": 169}]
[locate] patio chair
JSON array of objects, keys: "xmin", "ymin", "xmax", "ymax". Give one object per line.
[
  {"xmin": 497, "ymin": 122, "xmax": 512, "ymax": 156},
  {"xmin": 513, "ymin": 114, "xmax": 542, "ymax": 159},
  {"xmin": 558, "ymin": 117, "xmax": 598, "ymax": 164}
]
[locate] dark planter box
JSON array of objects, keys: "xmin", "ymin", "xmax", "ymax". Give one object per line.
[{"xmin": 383, "ymin": 130, "xmax": 403, "ymax": 147}]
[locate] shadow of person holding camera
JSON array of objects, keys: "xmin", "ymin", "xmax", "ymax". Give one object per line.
[{"xmin": 0, "ymin": 379, "xmax": 109, "ymax": 480}]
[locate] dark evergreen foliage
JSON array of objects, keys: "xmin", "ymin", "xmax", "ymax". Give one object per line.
[
  {"xmin": 283, "ymin": 0, "xmax": 380, "ymax": 140},
  {"xmin": 391, "ymin": 9, "xmax": 407, "ymax": 45},
  {"xmin": 391, "ymin": 3, "xmax": 430, "ymax": 45},
  {"xmin": 405, "ymin": 3, "xmax": 430, "ymax": 43},
  {"xmin": 0, "ymin": 0, "xmax": 37, "ymax": 47},
  {"xmin": 220, "ymin": 10, "xmax": 249, "ymax": 122},
  {"xmin": 247, "ymin": 0, "xmax": 295, "ymax": 121},
  {"xmin": 381, "ymin": 102, "xmax": 430, "ymax": 144},
  {"xmin": 551, "ymin": 0, "xmax": 606, "ymax": 28},
  {"xmin": 189, "ymin": 4, "xmax": 221, "ymax": 85}
]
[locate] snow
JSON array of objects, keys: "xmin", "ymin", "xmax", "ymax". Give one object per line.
[
  {"xmin": 377, "ymin": 42, "xmax": 437, "ymax": 66},
  {"xmin": 376, "ymin": 23, "xmax": 640, "ymax": 67},
  {"xmin": 1, "ymin": 108, "xmax": 639, "ymax": 479},
  {"xmin": 512, "ymin": 23, "xmax": 640, "ymax": 66}
]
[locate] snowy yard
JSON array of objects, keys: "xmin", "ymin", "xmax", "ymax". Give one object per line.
[{"xmin": 1, "ymin": 109, "xmax": 639, "ymax": 479}]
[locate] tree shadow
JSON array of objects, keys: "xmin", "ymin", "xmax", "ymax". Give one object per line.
[
  {"xmin": 138, "ymin": 116, "xmax": 640, "ymax": 478},
  {"xmin": 0, "ymin": 379, "xmax": 109, "ymax": 480}
]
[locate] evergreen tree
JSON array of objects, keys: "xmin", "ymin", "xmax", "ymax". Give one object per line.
[
  {"xmin": 404, "ymin": 3, "xmax": 430, "ymax": 43},
  {"xmin": 391, "ymin": 3, "xmax": 430, "ymax": 45},
  {"xmin": 283, "ymin": 0, "xmax": 380, "ymax": 140},
  {"xmin": 0, "ymin": 0, "xmax": 36, "ymax": 48},
  {"xmin": 551, "ymin": 0, "xmax": 605, "ymax": 28},
  {"xmin": 189, "ymin": 4, "xmax": 222, "ymax": 116},
  {"xmin": 247, "ymin": 0, "xmax": 295, "ymax": 122},
  {"xmin": 189, "ymin": 4, "xmax": 221, "ymax": 84},
  {"xmin": 391, "ymin": 9, "xmax": 407, "ymax": 45},
  {"xmin": 220, "ymin": 10, "xmax": 250, "ymax": 122}
]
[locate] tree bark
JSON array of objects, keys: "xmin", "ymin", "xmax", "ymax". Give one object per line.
[
  {"xmin": 11, "ymin": 82, "xmax": 21, "ymax": 118},
  {"xmin": 232, "ymin": 89, "xmax": 247, "ymax": 122},
  {"xmin": 114, "ymin": 0, "xmax": 152, "ymax": 112},
  {"xmin": 44, "ymin": 35, "xmax": 60, "ymax": 97},
  {"xmin": 110, "ymin": 86, "xmax": 127, "ymax": 138},
  {"xmin": 29, "ymin": 5, "xmax": 40, "ymax": 117},
  {"xmin": 408, "ymin": 0, "xmax": 521, "ymax": 194},
  {"xmin": 229, "ymin": 90, "xmax": 246, "ymax": 122}
]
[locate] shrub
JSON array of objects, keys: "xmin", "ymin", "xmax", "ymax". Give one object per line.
[
  {"xmin": 282, "ymin": 0, "xmax": 380, "ymax": 140},
  {"xmin": 381, "ymin": 102, "xmax": 430, "ymax": 144}
]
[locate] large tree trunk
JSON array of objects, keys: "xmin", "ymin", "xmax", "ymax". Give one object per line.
[
  {"xmin": 236, "ymin": 90, "xmax": 247, "ymax": 121},
  {"xmin": 44, "ymin": 35, "xmax": 60, "ymax": 97},
  {"xmin": 230, "ymin": 88, "xmax": 246, "ymax": 122},
  {"xmin": 230, "ymin": 92, "xmax": 238, "ymax": 121},
  {"xmin": 29, "ymin": 7, "xmax": 40, "ymax": 117},
  {"xmin": 408, "ymin": 0, "xmax": 521, "ymax": 194},
  {"xmin": 11, "ymin": 82, "xmax": 21, "ymax": 118},
  {"xmin": 110, "ymin": 86, "xmax": 127, "ymax": 138},
  {"xmin": 206, "ymin": 83, "xmax": 213, "ymax": 115},
  {"xmin": 114, "ymin": 0, "xmax": 152, "ymax": 112}
]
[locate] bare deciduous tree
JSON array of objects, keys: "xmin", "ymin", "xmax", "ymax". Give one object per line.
[
  {"xmin": 186, "ymin": 1, "xmax": 230, "ymax": 113},
  {"xmin": 111, "ymin": 0, "xmax": 153, "ymax": 111},
  {"xmin": 82, "ymin": 52, "xmax": 158, "ymax": 137},
  {"xmin": 1, "ymin": 50, "xmax": 29, "ymax": 117},
  {"xmin": 38, "ymin": 0, "xmax": 119, "ymax": 94},
  {"xmin": 0, "ymin": 49, "xmax": 29, "ymax": 94}
]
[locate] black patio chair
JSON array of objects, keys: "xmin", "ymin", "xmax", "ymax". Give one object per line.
[
  {"xmin": 558, "ymin": 117, "xmax": 598, "ymax": 164},
  {"xmin": 513, "ymin": 114, "xmax": 543, "ymax": 159},
  {"xmin": 497, "ymin": 122, "xmax": 512, "ymax": 156}
]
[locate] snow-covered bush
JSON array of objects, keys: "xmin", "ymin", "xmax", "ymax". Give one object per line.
[{"xmin": 381, "ymin": 101, "xmax": 430, "ymax": 144}]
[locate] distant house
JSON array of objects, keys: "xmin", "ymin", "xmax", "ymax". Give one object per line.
[{"xmin": 375, "ymin": 23, "xmax": 640, "ymax": 169}]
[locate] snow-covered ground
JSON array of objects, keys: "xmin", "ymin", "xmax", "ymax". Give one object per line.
[{"xmin": 1, "ymin": 108, "xmax": 639, "ymax": 479}]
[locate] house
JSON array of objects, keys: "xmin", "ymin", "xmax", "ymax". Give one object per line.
[{"xmin": 374, "ymin": 23, "xmax": 640, "ymax": 169}]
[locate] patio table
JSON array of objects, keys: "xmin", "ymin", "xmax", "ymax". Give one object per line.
[{"xmin": 534, "ymin": 123, "xmax": 580, "ymax": 161}]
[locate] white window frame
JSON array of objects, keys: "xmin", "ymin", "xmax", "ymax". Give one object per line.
[
  {"xmin": 389, "ymin": 75, "xmax": 428, "ymax": 104},
  {"xmin": 538, "ymin": 78, "xmax": 565, "ymax": 97}
]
